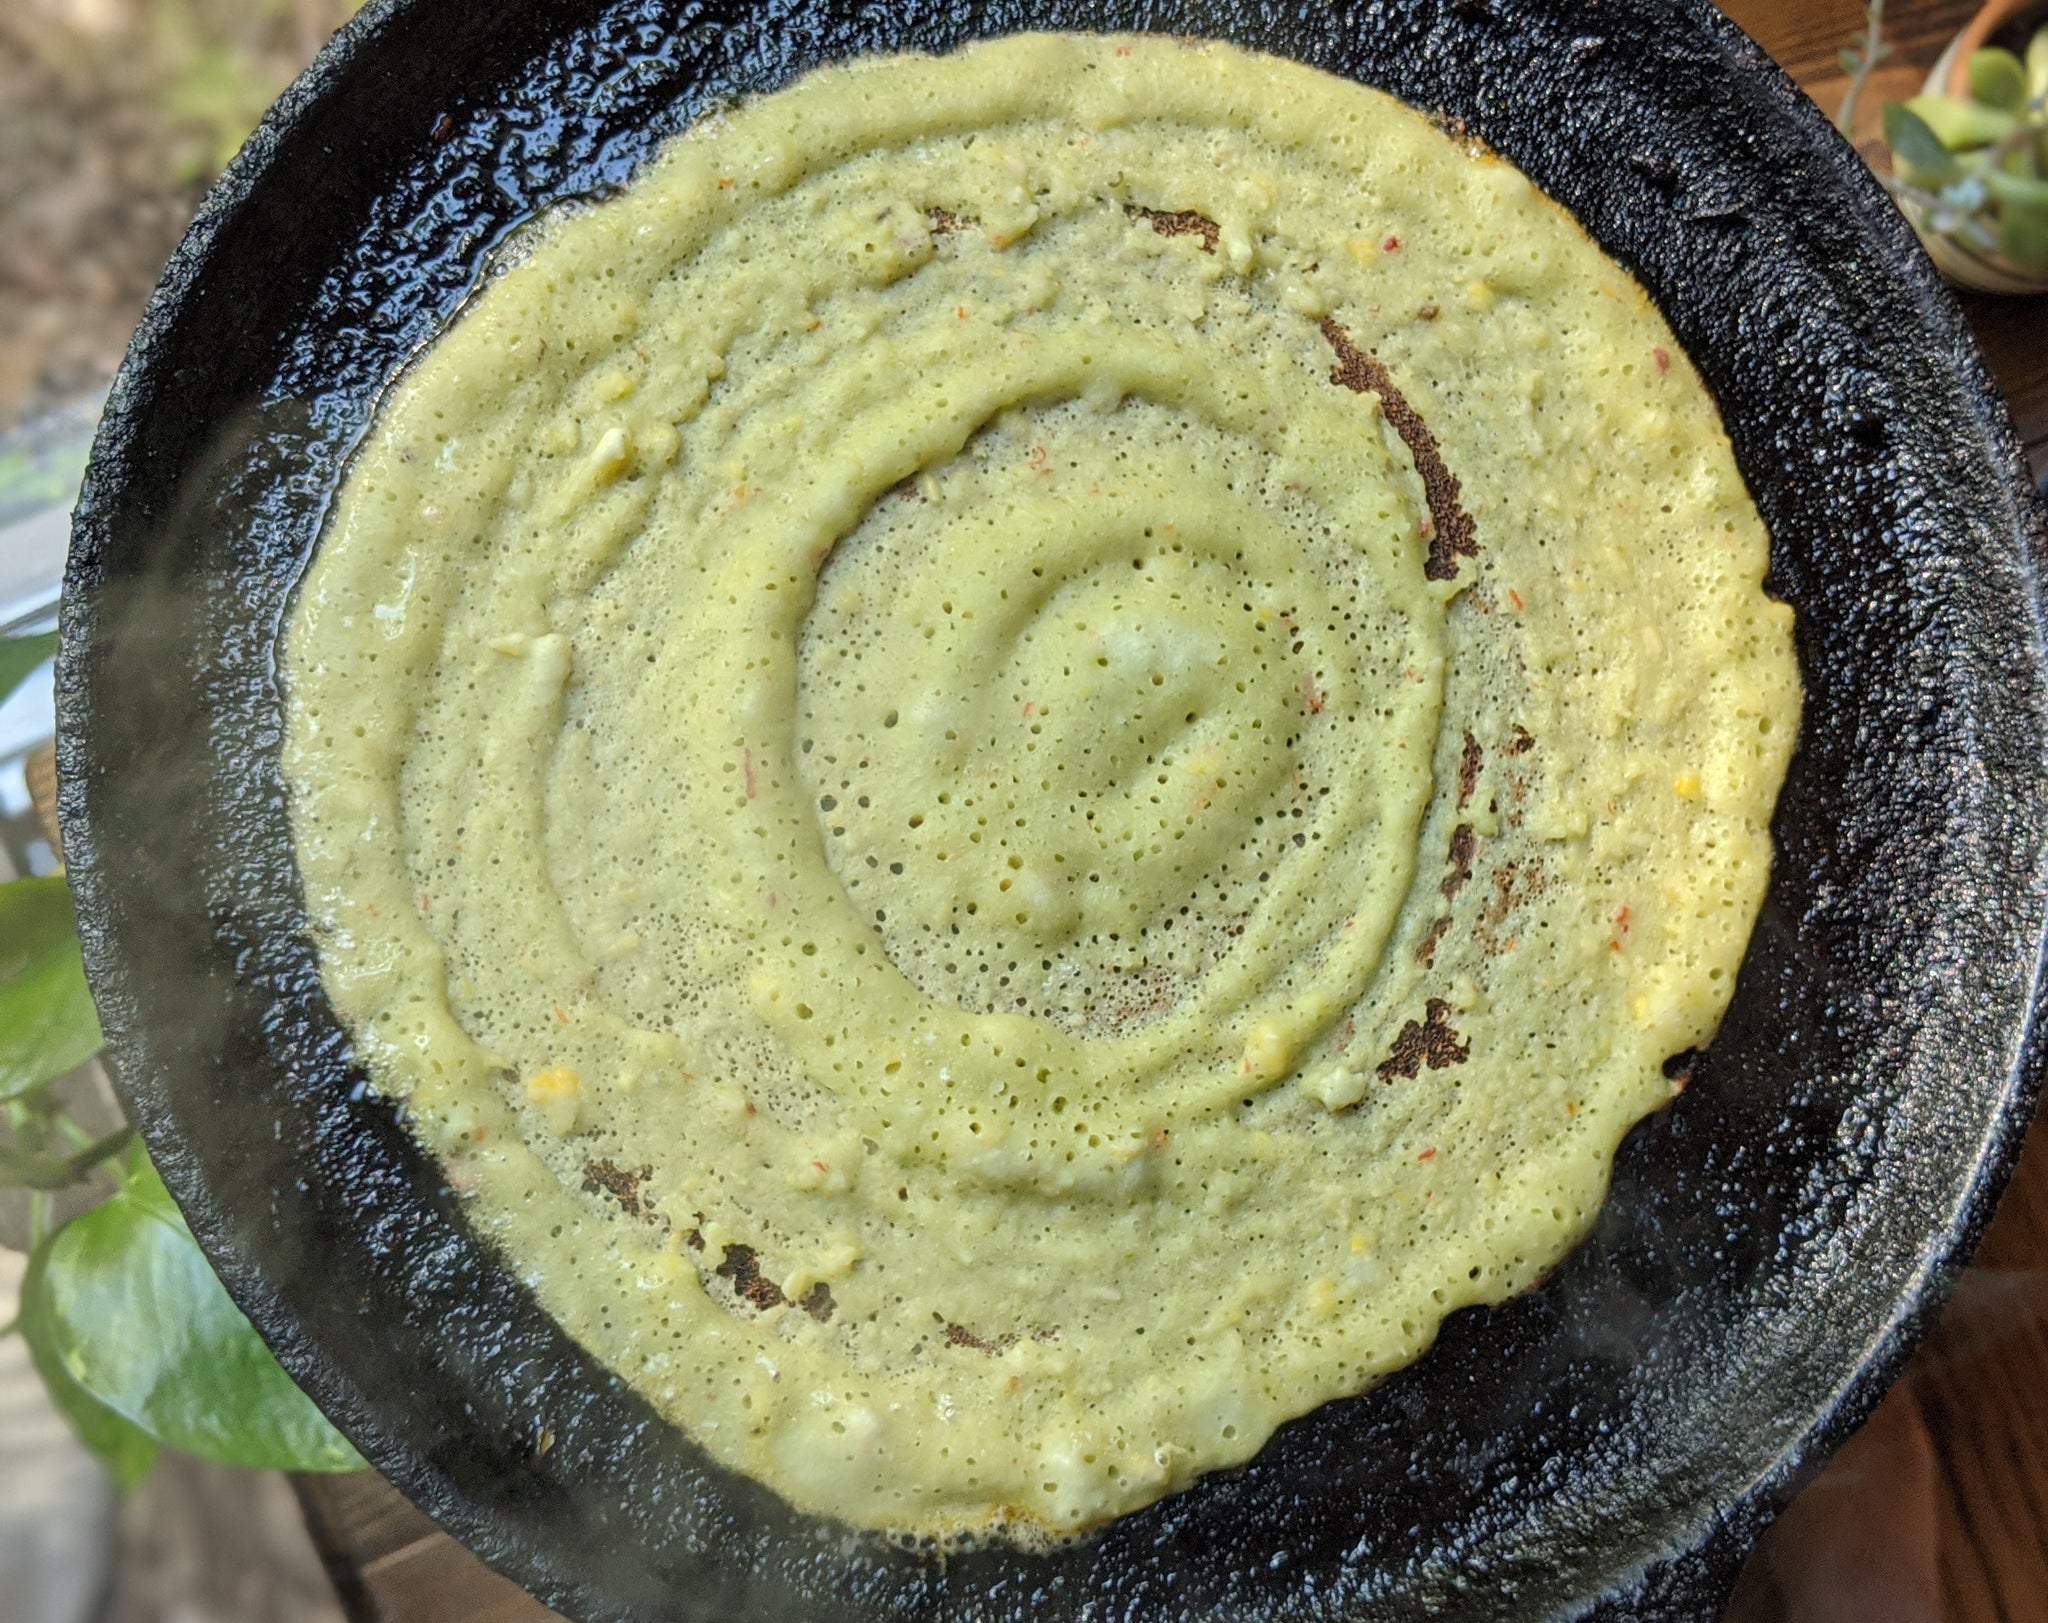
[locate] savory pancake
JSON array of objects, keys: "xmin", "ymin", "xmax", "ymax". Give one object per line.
[{"xmin": 282, "ymin": 33, "xmax": 1799, "ymax": 1541}]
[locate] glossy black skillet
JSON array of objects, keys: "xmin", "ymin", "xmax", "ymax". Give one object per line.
[{"xmin": 55, "ymin": 0, "xmax": 2048, "ymax": 1617}]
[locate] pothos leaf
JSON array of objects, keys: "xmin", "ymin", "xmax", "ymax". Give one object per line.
[
  {"xmin": 33, "ymin": 1159, "xmax": 364, "ymax": 1473},
  {"xmin": 0, "ymin": 876, "xmax": 103, "ymax": 1100},
  {"xmin": 0, "ymin": 632, "xmax": 57, "ymax": 707},
  {"xmin": 20, "ymin": 1239, "xmax": 159, "ymax": 1490}
]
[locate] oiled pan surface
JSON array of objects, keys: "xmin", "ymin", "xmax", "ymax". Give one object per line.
[{"xmin": 56, "ymin": 1, "xmax": 2048, "ymax": 1619}]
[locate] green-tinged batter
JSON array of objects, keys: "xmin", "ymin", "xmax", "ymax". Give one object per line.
[{"xmin": 283, "ymin": 33, "xmax": 1799, "ymax": 1541}]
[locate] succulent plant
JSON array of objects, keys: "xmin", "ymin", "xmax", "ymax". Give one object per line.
[{"xmin": 1881, "ymin": 18, "xmax": 2048, "ymax": 278}]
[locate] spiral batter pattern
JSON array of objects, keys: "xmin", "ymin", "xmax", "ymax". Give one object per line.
[{"xmin": 285, "ymin": 34, "xmax": 1797, "ymax": 1540}]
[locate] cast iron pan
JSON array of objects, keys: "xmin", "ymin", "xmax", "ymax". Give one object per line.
[{"xmin": 54, "ymin": 0, "xmax": 2048, "ymax": 1617}]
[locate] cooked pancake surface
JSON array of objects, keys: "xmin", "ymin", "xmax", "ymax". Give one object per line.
[{"xmin": 284, "ymin": 33, "xmax": 1799, "ymax": 1540}]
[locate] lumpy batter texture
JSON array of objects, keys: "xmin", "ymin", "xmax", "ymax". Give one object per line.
[{"xmin": 284, "ymin": 34, "xmax": 1799, "ymax": 1541}]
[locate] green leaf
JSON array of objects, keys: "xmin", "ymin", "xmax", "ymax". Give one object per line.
[
  {"xmin": 1839, "ymin": 47, "xmax": 1864, "ymax": 78},
  {"xmin": 2000, "ymin": 198, "xmax": 2048, "ymax": 276},
  {"xmin": 1997, "ymin": 138, "xmax": 2041, "ymax": 180},
  {"xmin": 1985, "ymin": 167, "xmax": 2048, "ymax": 210},
  {"xmin": 0, "ymin": 632, "xmax": 57, "ymax": 707},
  {"xmin": 119, "ymin": 1140, "xmax": 178, "ymax": 1208},
  {"xmin": 1904, "ymin": 92, "xmax": 2020, "ymax": 150},
  {"xmin": 117, "ymin": 1133, "xmax": 153, "ymax": 1188},
  {"xmin": 1969, "ymin": 46, "xmax": 2030, "ymax": 113},
  {"xmin": 0, "ymin": 877, "xmax": 103, "ymax": 1100},
  {"xmin": 2029, "ymin": 25, "xmax": 2048, "ymax": 102},
  {"xmin": 34, "ymin": 1160, "xmax": 365, "ymax": 1472},
  {"xmin": 1884, "ymin": 102, "xmax": 1964, "ymax": 186},
  {"xmin": 20, "ymin": 1239, "xmax": 158, "ymax": 1489}
]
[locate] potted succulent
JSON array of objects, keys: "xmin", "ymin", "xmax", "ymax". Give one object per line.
[{"xmin": 1842, "ymin": 0, "xmax": 2048, "ymax": 293}]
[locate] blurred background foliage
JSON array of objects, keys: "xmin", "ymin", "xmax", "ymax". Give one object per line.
[{"xmin": 0, "ymin": 0, "xmax": 368, "ymax": 430}]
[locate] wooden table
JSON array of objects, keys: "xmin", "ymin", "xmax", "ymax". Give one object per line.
[{"xmin": 293, "ymin": 4, "xmax": 2048, "ymax": 1618}]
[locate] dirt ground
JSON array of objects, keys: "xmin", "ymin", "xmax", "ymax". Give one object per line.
[{"xmin": 0, "ymin": 0, "xmax": 363, "ymax": 431}]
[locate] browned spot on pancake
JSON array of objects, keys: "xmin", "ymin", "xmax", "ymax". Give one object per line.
[
  {"xmin": 1479, "ymin": 859, "xmax": 1547, "ymax": 955},
  {"xmin": 1485, "ymin": 867, "xmax": 1516, "ymax": 927},
  {"xmin": 1131, "ymin": 205, "xmax": 1221, "ymax": 252},
  {"xmin": 716, "ymin": 1243, "xmax": 787, "ymax": 1311},
  {"xmin": 582, "ymin": 1158, "xmax": 653, "ymax": 1219},
  {"xmin": 1427, "ymin": 108, "xmax": 1493, "ymax": 152},
  {"xmin": 799, "ymin": 1282, "xmax": 836, "ymax": 1323},
  {"xmin": 1417, "ymin": 915, "xmax": 1452, "ymax": 966},
  {"xmin": 1484, "ymin": 860, "xmax": 1545, "ymax": 928},
  {"xmin": 683, "ymin": 1227, "xmax": 705, "ymax": 1251},
  {"xmin": 1319, "ymin": 320, "xmax": 1479, "ymax": 581},
  {"xmin": 1441, "ymin": 823, "xmax": 1477, "ymax": 900},
  {"xmin": 926, "ymin": 206, "xmax": 965, "ymax": 234},
  {"xmin": 1506, "ymin": 725, "xmax": 1535, "ymax": 756},
  {"xmin": 1417, "ymin": 303, "xmax": 1440, "ymax": 322},
  {"xmin": 1377, "ymin": 998, "xmax": 1471, "ymax": 1080},
  {"xmin": 1457, "ymin": 731, "xmax": 1484, "ymax": 809},
  {"xmin": 943, "ymin": 1320, "xmax": 1018, "ymax": 1355}
]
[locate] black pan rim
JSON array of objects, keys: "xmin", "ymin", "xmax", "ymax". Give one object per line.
[{"xmin": 55, "ymin": 0, "xmax": 2048, "ymax": 1618}]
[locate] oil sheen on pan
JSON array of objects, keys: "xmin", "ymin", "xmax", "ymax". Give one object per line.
[{"xmin": 280, "ymin": 33, "xmax": 1800, "ymax": 1545}]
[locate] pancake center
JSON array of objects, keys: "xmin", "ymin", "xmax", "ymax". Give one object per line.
[{"xmin": 797, "ymin": 466, "xmax": 1334, "ymax": 1031}]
